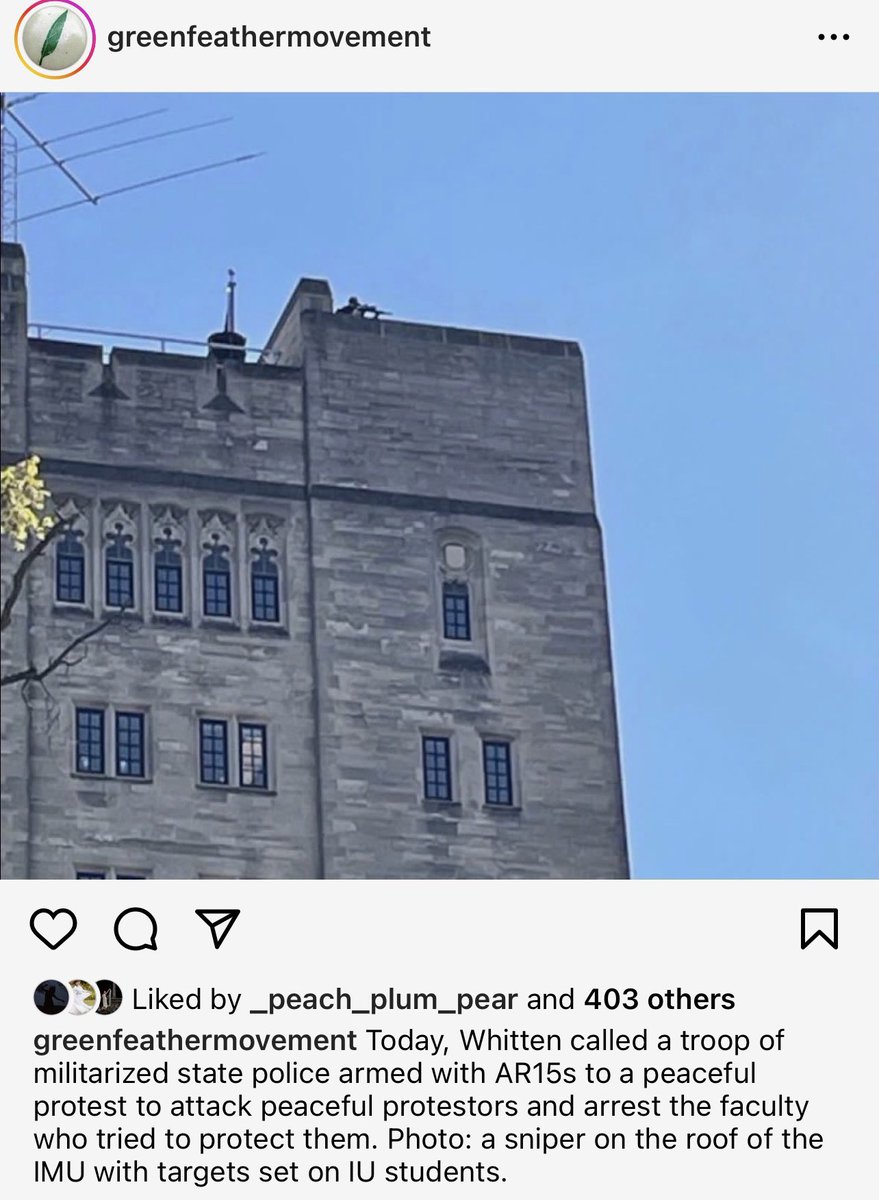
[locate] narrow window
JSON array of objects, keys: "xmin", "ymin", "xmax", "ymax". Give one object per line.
[
  {"xmin": 250, "ymin": 541, "xmax": 280, "ymax": 623},
  {"xmin": 115, "ymin": 711, "xmax": 145, "ymax": 778},
  {"xmin": 422, "ymin": 736, "xmax": 453, "ymax": 801},
  {"xmin": 203, "ymin": 541, "xmax": 231, "ymax": 617},
  {"xmin": 76, "ymin": 871, "xmax": 106, "ymax": 879},
  {"xmin": 154, "ymin": 531, "xmax": 183, "ymax": 614},
  {"xmin": 483, "ymin": 740, "xmax": 513, "ymax": 806},
  {"xmin": 56, "ymin": 531, "xmax": 85, "ymax": 603},
  {"xmin": 199, "ymin": 718, "xmax": 229, "ymax": 784},
  {"xmin": 239, "ymin": 722, "xmax": 268, "ymax": 789},
  {"xmin": 442, "ymin": 581, "xmax": 471, "ymax": 640},
  {"xmin": 116, "ymin": 874, "xmax": 146, "ymax": 880},
  {"xmin": 105, "ymin": 525, "xmax": 134, "ymax": 609},
  {"xmin": 75, "ymin": 707, "xmax": 105, "ymax": 774}
]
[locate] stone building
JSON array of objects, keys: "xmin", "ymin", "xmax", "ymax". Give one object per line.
[{"xmin": 0, "ymin": 241, "xmax": 629, "ymax": 879}]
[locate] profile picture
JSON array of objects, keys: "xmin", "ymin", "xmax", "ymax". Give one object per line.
[
  {"xmin": 95, "ymin": 979, "xmax": 123, "ymax": 1015},
  {"xmin": 67, "ymin": 979, "xmax": 97, "ymax": 1014},
  {"xmin": 34, "ymin": 980, "xmax": 69, "ymax": 1015},
  {"xmin": 15, "ymin": 3, "xmax": 96, "ymax": 78}
]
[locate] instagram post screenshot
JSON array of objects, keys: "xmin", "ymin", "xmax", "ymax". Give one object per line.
[{"xmin": 0, "ymin": 2, "xmax": 877, "ymax": 1196}]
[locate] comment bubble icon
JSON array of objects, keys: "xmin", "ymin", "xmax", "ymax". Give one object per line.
[{"xmin": 114, "ymin": 907, "xmax": 158, "ymax": 951}]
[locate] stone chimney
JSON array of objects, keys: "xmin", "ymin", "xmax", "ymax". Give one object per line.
[
  {"xmin": 1, "ymin": 241, "xmax": 28, "ymax": 451},
  {"xmin": 262, "ymin": 277, "xmax": 333, "ymax": 367}
]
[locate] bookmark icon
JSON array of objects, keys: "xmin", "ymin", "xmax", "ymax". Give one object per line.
[{"xmin": 196, "ymin": 909, "xmax": 241, "ymax": 950}]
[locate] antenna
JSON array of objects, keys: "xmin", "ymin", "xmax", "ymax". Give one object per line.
[
  {"xmin": 19, "ymin": 117, "xmax": 233, "ymax": 176},
  {"xmin": 0, "ymin": 93, "xmax": 263, "ymax": 241},
  {"xmin": 225, "ymin": 269, "xmax": 237, "ymax": 334}
]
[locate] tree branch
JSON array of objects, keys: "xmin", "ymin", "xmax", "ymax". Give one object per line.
[
  {"xmin": 1, "ymin": 613, "xmax": 122, "ymax": 689},
  {"xmin": 0, "ymin": 516, "xmax": 69, "ymax": 633}
]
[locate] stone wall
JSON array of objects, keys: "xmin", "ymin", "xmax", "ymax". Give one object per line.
[{"xmin": 0, "ymin": 240, "xmax": 628, "ymax": 879}]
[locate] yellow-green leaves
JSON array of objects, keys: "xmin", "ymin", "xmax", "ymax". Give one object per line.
[{"xmin": 0, "ymin": 456, "xmax": 56, "ymax": 550}]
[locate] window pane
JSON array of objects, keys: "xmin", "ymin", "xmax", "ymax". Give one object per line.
[
  {"xmin": 76, "ymin": 871, "xmax": 106, "ymax": 879},
  {"xmin": 155, "ymin": 562, "xmax": 183, "ymax": 612},
  {"xmin": 106, "ymin": 558, "xmax": 134, "ymax": 608},
  {"xmin": 203, "ymin": 567, "xmax": 231, "ymax": 617},
  {"xmin": 251, "ymin": 572, "xmax": 280, "ymax": 622},
  {"xmin": 239, "ymin": 723, "xmax": 268, "ymax": 789},
  {"xmin": 442, "ymin": 581, "xmax": 471, "ymax": 640},
  {"xmin": 423, "ymin": 736, "xmax": 452, "ymax": 801},
  {"xmin": 199, "ymin": 719, "xmax": 228, "ymax": 784},
  {"xmin": 483, "ymin": 741, "xmax": 513, "ymax": 806},
  {"xmin": 115, "ymin": 712, "xmax": 145, "ymax": 778},
  {"xmin": 75, "ymin": 708, "xmax": 105, "ymax": 774},
  {"xmin": 56, "ymin": 549, "xmax": 85, "ymax": 603}
]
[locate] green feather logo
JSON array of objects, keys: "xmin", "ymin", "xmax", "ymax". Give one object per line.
[{"xmin": 39, "ymin": 8, "xmax": 69, "ymax": 65}]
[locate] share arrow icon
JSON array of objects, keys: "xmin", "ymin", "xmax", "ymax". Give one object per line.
[{"xmin": 195, "ymin": 909, "xmax": 241, "ymax": 949}]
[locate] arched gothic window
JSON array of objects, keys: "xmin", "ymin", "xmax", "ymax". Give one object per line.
[
  {"xmin": 250, "ymin": 538, "xmax": 280, "ymax": 623},
  {"xmin": 104, "ymin": 523, "xmax": 135, "ymax": 609},
  {"xmin": 56, "ymin": 528, "xmax": 86, "ymax": 604},
  {"xmin": 154, "ymin": 527, "xmax": 183, "ymax": 614},
  {"xmin": 202, "ymin": 534, "xmax": 232, "ymax": 618}
]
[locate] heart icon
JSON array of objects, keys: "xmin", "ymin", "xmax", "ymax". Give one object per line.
[{"xmin": 30, "ymin": 908, "xmax": 77, "ymax": 950}]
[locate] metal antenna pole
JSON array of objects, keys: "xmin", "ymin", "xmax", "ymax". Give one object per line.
[
  {"xmin": 225, "ymin": 269, "xmax": 236, "ymax": 333},
  {"xmin": 4, "ymin": 94, "xmax": 262, "ymax": 237},
  {"xmin": 4, "ymin": 105, "xmax": 97, "ymax": 206},
  {"xmin": 1, "ymin": 98, "xmax": 19, "ymax": 240}
]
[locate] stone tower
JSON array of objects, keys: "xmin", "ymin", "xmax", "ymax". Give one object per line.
[{"xmin": 0, "ymin": 242, "xmax": 629, "ymax": 879}]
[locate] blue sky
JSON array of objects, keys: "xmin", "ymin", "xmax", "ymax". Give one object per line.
[{"xmin": 10, "ymin": 92, "xmax": 878, "ymax": 878}]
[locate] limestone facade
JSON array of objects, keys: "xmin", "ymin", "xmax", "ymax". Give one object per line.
[{"xmin": 1, "ymin": 243, "xmax": 629, "ymax": 879}]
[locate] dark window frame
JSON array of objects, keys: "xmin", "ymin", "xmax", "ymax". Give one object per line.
[
  {"xmin": 75, "ymin": 707, "xmax": 105, "ymax": 775},
  {"xmin": 155, "ymin": 560, "xmax": 183, "ymax": 613},
  {"xmin": 56, "ymin": 532, "xmax": 86, "ymax": 604},
  {"xmin": 105, "ymin": 556, "xmax": 134, "ymax": 609},
  {"xmin": 115, "ymin": 711, "xmax": 146, "ymax": 778},
  {"xmin": 202, "ymin": 546, "xmax": 232, "ymax": 618},
  {"xmin": 239, "ymin": 722, "xmax": 268, "ymax": 790},
  {"xmin": 483, "ymin": 739, "xmax": 514, "ymax": 807},
  {"xmin": 251, "ymin": 571, "xmax": 280, "ymax": 623},
  {"xmin": 250, "ymin": 541, "xmax": 281, "ymax": 623},
  {"xmin": 104, "ymin": 526, "xmax": 135, "ymax": 610},
  {"xmin": 422, "ymin": 735, "xmax": 453, "ymax": 802},
  {"xmin": 154, "ymin": 538, "xmax": 183, "ymax": 614},
  {"xmin": 442, "ymin": 580, "xmax": 472, "ymax": 641},
  {"xmin": 199, "ymin": 718, "xmax": 229, "ymax": 785}
]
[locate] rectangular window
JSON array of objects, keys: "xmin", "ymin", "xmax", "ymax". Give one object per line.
[
  {"xmin": 251, "ymin": 573, "xmax": 280, "ymax": 623},
  {"xmin": 57, "ymin": 552, "xmax": 85, "ymax": 603},
  {"xmin": 442, "ymin": 581, "xmax": 471, "ymax": 640},
  {"xmin": 199, "ymin": 718, "xmax": 229, "ymax": 785},
  {"xmin": 106, "ymin": 558, "xmax": 134, "ymax": 608},
  {"xmin": 422, "ymin": 736, "xmax": 453, "ymax": 801},
  {"xmin": 75, "ymin": 707, "xmax": 105, "ymax": 775},
  {"xmin": 239, "ymin": 723, "xmax": 268, "ymax": 789},
  {"xmin": 203, "ymin": 568, "xmax": 231, "ymax": 617},
  {"xmin": 483, "ymin": 740, "xmax": 514, "ymax": 806},
  {"xmin": 115, "ymin": 711, "xmax": 145, "ymax": 778},
  {"xmin": 155, "ymin": 562, "xmax": 183, "ymax": 613},
  {"xmin": 76, "ymin": 870, "xmax": 145, "ymax": 880}
]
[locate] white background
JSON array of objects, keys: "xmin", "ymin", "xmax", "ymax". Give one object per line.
[
  {"xmin": 2, "ymin": 880, "xmax": 877, "ymax": 1196},
  {"xmin": 2, "ymin": 1, "xmax": 878, "ymax": 90}
]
